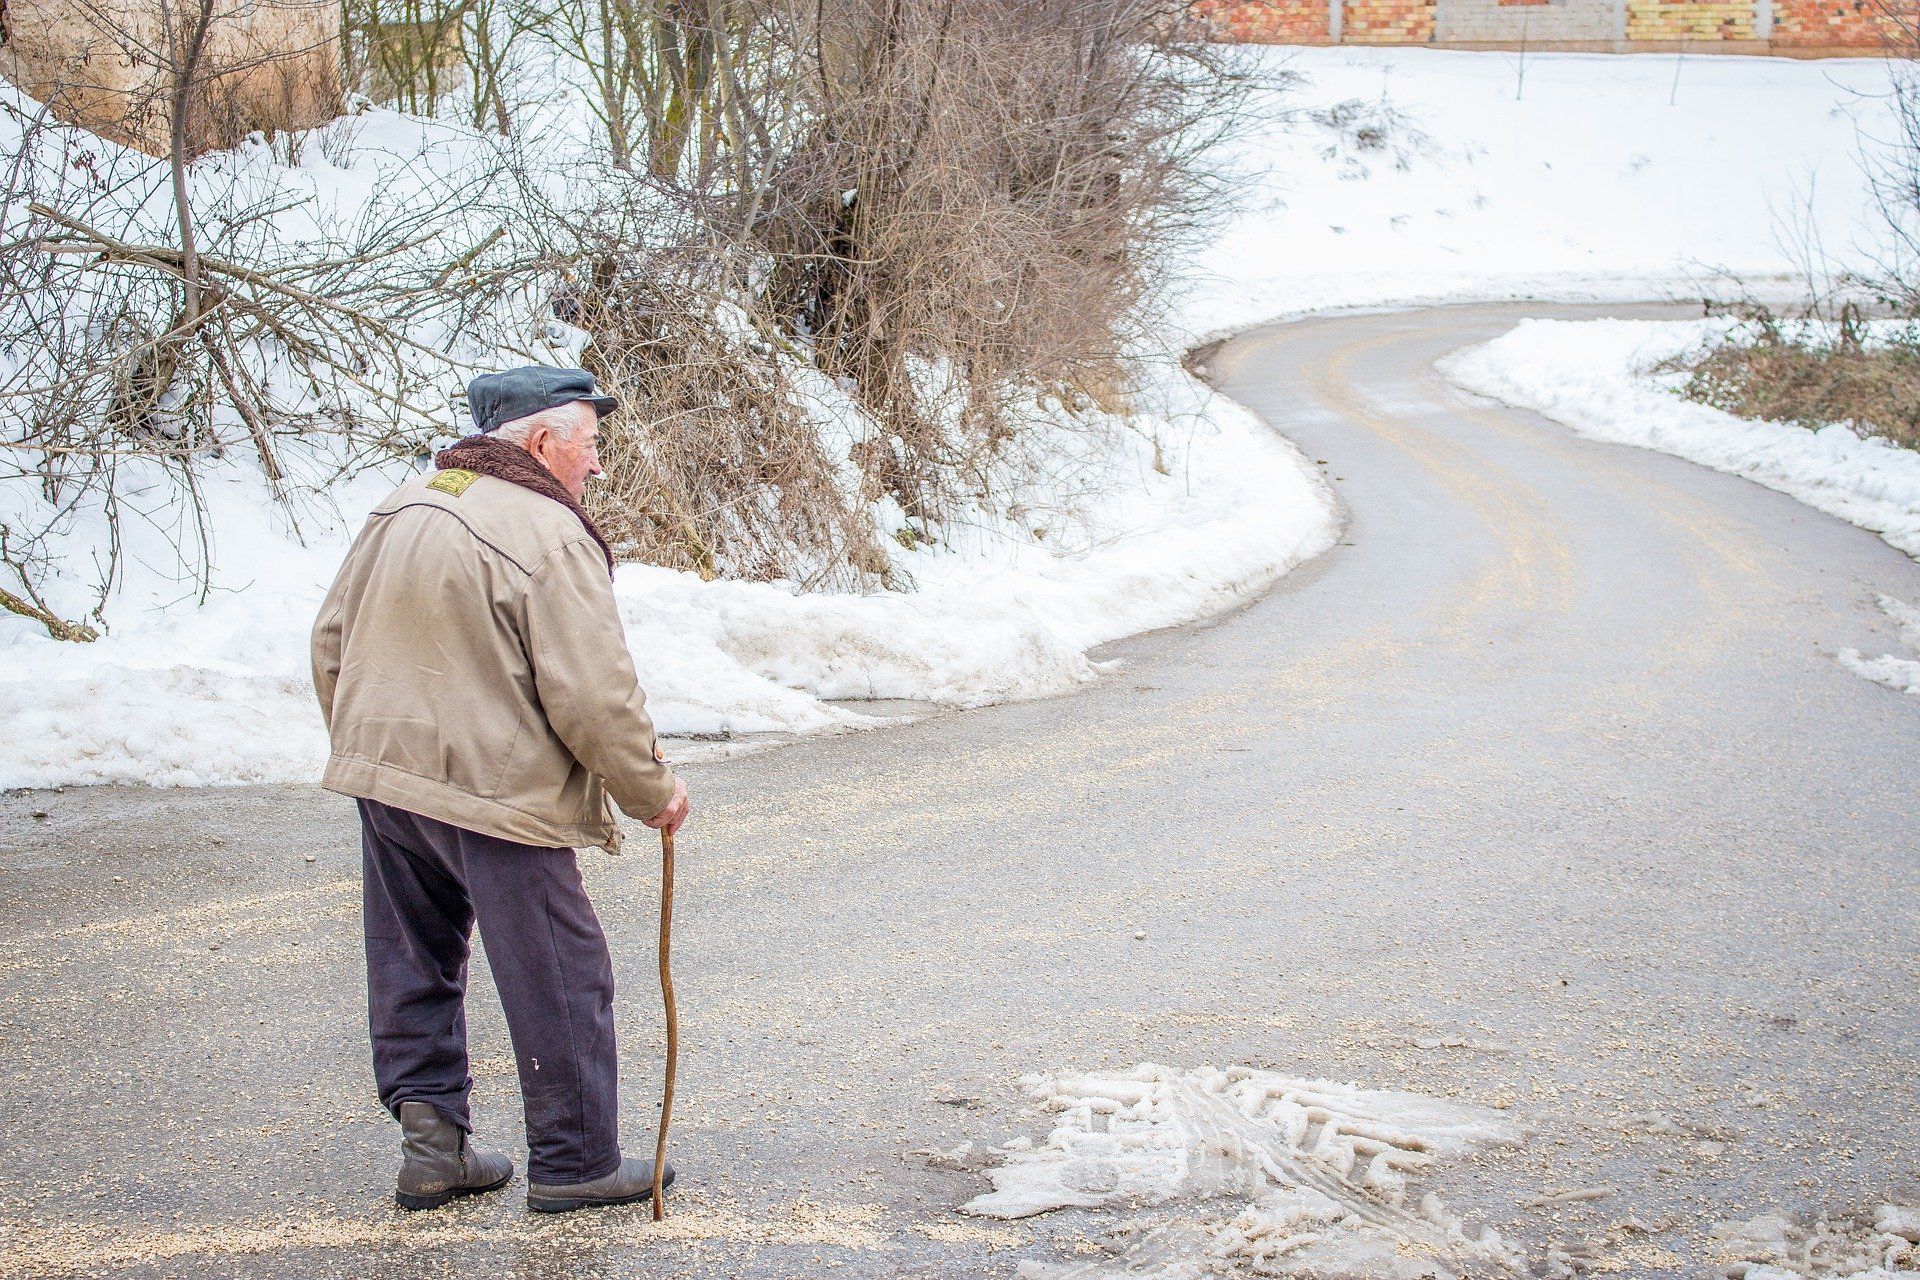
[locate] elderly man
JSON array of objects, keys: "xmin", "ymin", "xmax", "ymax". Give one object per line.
[{"xmin": 311, "ymin": 366, "xmax": 689, "ymax": 1214}]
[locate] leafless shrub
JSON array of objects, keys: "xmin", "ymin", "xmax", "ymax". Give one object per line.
[
  {"xmin": 1307, "ymin": 97, "xmax": 1435, "ymax": 175},
  {"xmin": 1658, "ymin": 303, "xmax": 1920, "ymax": 448},
  {"xmin": 1864, "ymin": 9, "xmax": 1920, "ymax": 315},
  {"xmin": 342, "ymin": 0, "xmax": 544, "ymax": 133},
  {"xmin": 748, "ymin": 0, "xmax": 1271, "ymax": 529},
  {"xmin": 508, "ymin": 174, "xmax": 896, "ymax": 588},
  {"xmin": 496, "ymin": 0, "xmax": 1274, "ymax": 585},
  {"xmin": 344, "ymin": 0, "xmax": 472, "ymax": 114},
  {"xmin": 531, "ymin": 0, "xmax": 772, "ymax": 177},
  {"xmin": 0, "ymin": 0, "xmax": 340, "ymax": 157},
  {"xmin": 0, "ymin": 94, "xmax": 518, "ymax": 636},
  {"xmin": 1652, "ymin": 0, "xmax": 1920, "ymax": 453}
]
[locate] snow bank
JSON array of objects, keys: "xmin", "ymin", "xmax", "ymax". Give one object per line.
[
  {"xmin": 961, "ymin": 1063, "xmax": 1519, "ymax": 1280},
  {"xmin": 1437, "ymin": 318, "xmax": 1920, "ymax": 562},
  {"xmin": 0, "ymin": 357, "xmax": 1331, "ymax": 787}
]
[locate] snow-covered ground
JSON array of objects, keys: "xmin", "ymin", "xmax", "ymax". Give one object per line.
[
  {"xmin": 1, "ymin": 49, "xmax": 1906, "ymax": 789},
  {"xmin": 1438, "ymin": 317, "xmax": 1920, "ymax": 698},
  {"xmin": 1171, "ymin": 49, "xmax": 1898, "ymax": 345}
]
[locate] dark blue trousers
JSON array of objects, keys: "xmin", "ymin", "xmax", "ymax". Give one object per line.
[{"xmin": 357, "ymin": 798, "xmax": 622, "ymax": 1184}]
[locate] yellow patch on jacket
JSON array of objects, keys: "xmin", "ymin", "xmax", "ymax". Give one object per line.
[{"xmin": 427, "ymin": 469, "xmax": 479, "ymax": 496}]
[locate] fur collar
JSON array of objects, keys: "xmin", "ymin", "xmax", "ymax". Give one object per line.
[{"xmin": 434, "ymin": 434, "xmax": 615, "ymax": 575}]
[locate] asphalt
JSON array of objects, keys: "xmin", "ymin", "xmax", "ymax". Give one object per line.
[{"xmin": 1, "ymin": 303, "xmax": 1916, "ymax": 1280}]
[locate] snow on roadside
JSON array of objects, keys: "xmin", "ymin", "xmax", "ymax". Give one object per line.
[
  {"xmin": 960, "ymin": 1063, "xmax": 1520, "ymax": 1280},
  {"xmin": 1437, "ymin": 318, "xmax": 1920, "ymax": 563},
  {"xmin": 0, "ymin": 63, "xmax": 1337, "ymax": 790},
  {"xmin": 1839, "ymin": 596, "xmax": 1920, "ymax": 699},
  {"xmin": 0, "ymin": 357, "xmax": 1332, "ymax": 788},
  {"xmin": 1167, "ymin": 49, "xmax": 1896, "ymax": 347}
]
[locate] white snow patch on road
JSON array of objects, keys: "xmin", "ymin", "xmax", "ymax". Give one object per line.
[
  {"xmin": 1838, "ymin": 596, "xmax": 1920, "ymax": 698},
  {"xmin": 1438, "ymin": 318, "xmax": 1920, "ymax": 563},
  {"xmin": 961, "ymin": 1063, "xmax": 1519, "ymax": 1279},
  {"xmin": 1712, "ymin": 1202, "xmax": 1920, "ymax": 1278}
]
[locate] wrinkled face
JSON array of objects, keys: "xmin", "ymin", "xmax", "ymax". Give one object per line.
[{"xmin": 528, "ymin": 402, "xmax": 603, "ymax": 501}]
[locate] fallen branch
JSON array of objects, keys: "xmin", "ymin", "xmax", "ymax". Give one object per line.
[{"xmin": 1523, "ymin": 1187, "xmax": 1616, "ymax": 1209}]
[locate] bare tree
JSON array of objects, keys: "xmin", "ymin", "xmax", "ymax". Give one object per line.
[
  {"xmin": 1863, "ymin": 0, "xmax": 1920, "ymax": 313},
  {"xmin": 343, "ymin": 0, "xmax": 471, "ymax": 117},
  {"xmin": 0, "ymin": 0, "xmax": 1279, "ymax": 633},
  {"xmin": 537, "ymin": 0, "xmax": 771, "ymax": 177},
  {"xmin": 0, "ymin": 85, "xmax": 518, "ymax": 636}
]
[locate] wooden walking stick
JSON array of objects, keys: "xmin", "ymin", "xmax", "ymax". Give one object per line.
[{"xmin": 652, "ymin": 825, "xmax": 678, "ymax": 1220}]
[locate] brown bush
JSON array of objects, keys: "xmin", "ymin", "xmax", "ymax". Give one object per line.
[
  {"xmin": 511, "ymin": 0, "xmax": 1273, "ymax": 589},
  {"xmin": 748, "ymin": 0, "xmax": 1266, "ymax": 531},
  {"xmin": 1663, "ymin": 305, "xmax": 1920, "ymax": 449},
  {"xmin": 555, "ymin": 243, "xmax": 897, "ymax": 590}
]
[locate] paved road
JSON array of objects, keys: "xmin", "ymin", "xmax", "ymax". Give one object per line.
[{"xmin": 2, "ymin": 304, "xmax": 1916, "ymax": 1280}]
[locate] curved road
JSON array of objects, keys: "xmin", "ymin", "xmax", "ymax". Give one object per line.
[{"xmin": 2, "ymin": 304, "xmax": 1917, "ymax": 1280}]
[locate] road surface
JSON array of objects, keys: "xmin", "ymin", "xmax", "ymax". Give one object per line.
[{"xmin": 2, "ymin": 303, "xmax": 1916, "ymax": 1279}]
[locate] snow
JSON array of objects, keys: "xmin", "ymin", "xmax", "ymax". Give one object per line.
[
  {"xmin": 1170, "ymin": 49, "xmax": 1898, "ymax": 346},
  {"xmin": 2, "ymin": 49, "xmax": 1908, "ymax": 789},
  {"xmin": 1839, "ymin": 595, "xmax": 1920, "ymax": 698},
  {"xmin": 958, "ymin": 1066, "xmax": 1919, "ymax": 1280},
  {"xmin": 0, "ymin": 347, "xmax": 1331, "ymax": 786},
  {"xmin": 960, "ymin": 1063, "xmax": 1520, "ymax": 1279},
  {"xmin": 1439, "ymin": 318, "xmax": 1920, "ymax": 563},
  {"xmin": 1712, "ymin": 1202, "xmax": 1920, "ymax": 1278}
]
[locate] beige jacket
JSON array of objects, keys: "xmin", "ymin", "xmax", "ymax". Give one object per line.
[{"xmin": 311, "ymin": 468, "xmax": 676, "ymax": 852}]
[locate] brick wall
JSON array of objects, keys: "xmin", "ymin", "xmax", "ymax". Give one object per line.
[
  {"xmin": 1194, "ymin": 0, "xmax": 1889, "ymax": 48},
  {"xmin": 1438, "ymin": 0, "xmax": 1617, "ymax": 39},
  {"xmin": 1772, "ymin": 0, "xmax": 1887, "ymax": 46},
  {"xmin": 1625, "ymin": 0, "xmax": 1755, "ymax": 39},
  {"xmin": 1344, "ymin": 0, "xmax": 1438, "ymax": 41},
  {"xmin": 1190, "ymin": 0, "xmax": 1331, "ymax": 41}
]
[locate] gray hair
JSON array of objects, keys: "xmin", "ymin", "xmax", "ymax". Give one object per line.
[{"xmin": 490, "ymin": 401, "xmax": 590, "ymax": 447}]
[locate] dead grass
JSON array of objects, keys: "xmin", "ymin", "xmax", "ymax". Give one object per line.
[
  {"xmin": 1662, "ymin": 305, "xmax": 1920, "ymax": 449},
  {"xmin": 558, "ymin": 248, "xmax": 898, "ymax": 591}
]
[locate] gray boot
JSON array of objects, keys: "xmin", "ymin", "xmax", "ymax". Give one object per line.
[
  {"xmin": 395, "ymin": 1100, "xmax": 514, "ymax": 1211},
  {"xmin": 527, "ymin": 1156, "xmax": 676, "ymax": 1214}
]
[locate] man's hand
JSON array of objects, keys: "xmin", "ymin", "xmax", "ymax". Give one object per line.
[{"xmin": 644, "ymin": 776, "xmax": 689, "ymax": 836}]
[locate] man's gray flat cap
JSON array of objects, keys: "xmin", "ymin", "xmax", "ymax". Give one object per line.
[{"xmin": 468, "ymin": 366, "xmax": 619, "ymax": 434}]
